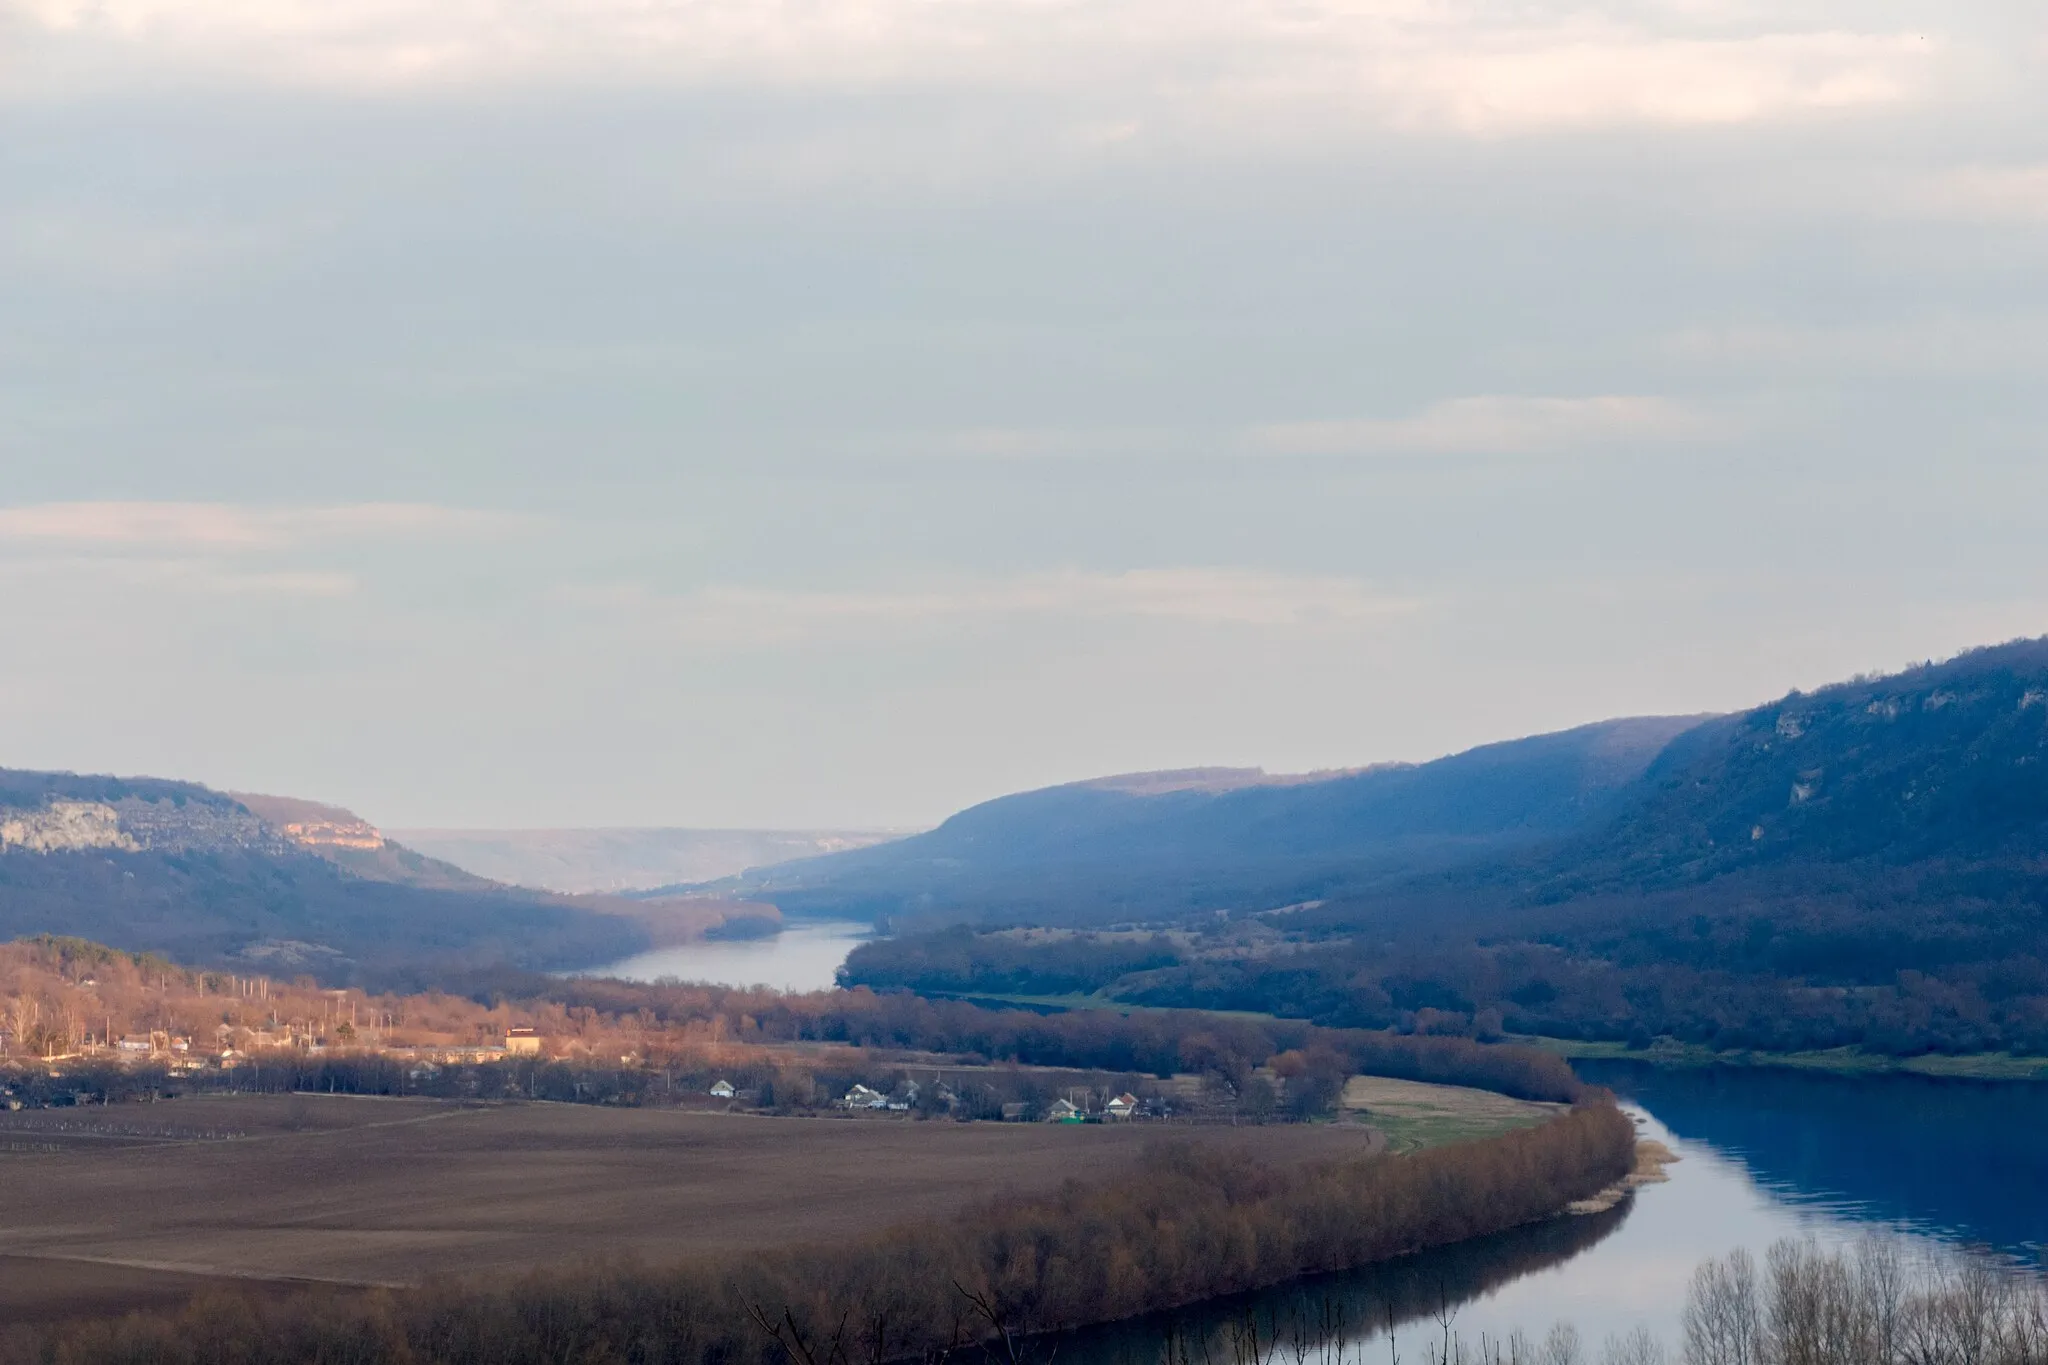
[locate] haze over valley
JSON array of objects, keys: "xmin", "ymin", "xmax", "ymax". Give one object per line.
[
  {"xmin": 389, "ymin": 826, "xmax": 907, "ymax": 895},
  {"xmin": 8, "ymin": 0, "xmax": 2048, "ymax": 1355}
]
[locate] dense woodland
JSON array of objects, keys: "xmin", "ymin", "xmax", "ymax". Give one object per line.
[
  {"xmin": 0, "ymin": 936, "xmax": 1589, "ymax": 1115},
  {"xmin": 0, "ymin": 845, "xmax": 648, "ymax": 982},
  {"xmin": 839, "ymin": 642, "xmax": 2048, "ymax": 1058},
  {"xmin": 11, "ymin": 644, "xmax": 2048, "ymax": 1058},
  {"xmin": 843, "ymin": 910, "xmax": 2048, "ymax": 1056},
  {"xmin": 0, "ymin": 1105, "xmax": 1633, "ymax": 1365}
]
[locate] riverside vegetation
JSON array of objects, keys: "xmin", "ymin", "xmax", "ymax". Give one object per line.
[
  {"xmin": 1240, "ymin": 1236, "xmax": 2048, "ymax": 1365},
  {"xmin": 0, "ymin": 937, "xmax": 1642, "ymax": 1362},
  {"xmin": 811, "ymin": 643, "xmax": 2048, "ymax": 1061},
  {"xmin": 1, "ymin": 935, "xmax": 1583, "ymax": 1118},
  {"xmin": 0, "ymin": 1104, "xmax": 1633, "ymax": 1365}
]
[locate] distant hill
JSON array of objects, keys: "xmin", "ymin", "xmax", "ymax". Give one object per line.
[
  {"xmin": 741, "ymin": 715, "xmax": 1705, "ymax": 926},
  {"xmin": 391, "ymin": 827, "xmax": 907, "ymax": 894},
  {"xmin": 1532, "ymin": 638, "xmax": 2048, "ymax": 891},
  {"xmin": 839, "ymin": 639, "xmax": 2048, "ymax": 1056},
  {"xmin": 0, "ymin": 770, "xmax": 650, "ymax": 984},
  {"xmin": 230, "ymin": 792, "xmax": 502, "ymax": 892}
]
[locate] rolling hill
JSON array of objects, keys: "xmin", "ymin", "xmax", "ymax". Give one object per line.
[
  {"xmin": 0, "ymin": 772, "xmax": 651, "ymax": 984},
  {"xmin": 741, "ymin": 715, "xmax": 1705, "ymax": 927},
  {"xmin": 390, "ymin": 826, "xmax": 905, "ymax": 894},
  {"xmin": 834, "ymin": 639, "xmax": 2048, "ymax": 1055}
]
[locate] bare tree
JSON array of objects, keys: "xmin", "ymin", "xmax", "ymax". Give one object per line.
[
  {"xmin": 1684, "ymin": 1249, "xmax": 1762, "ymax": 1365},
  {"xmin": 1599, "ymin": 1328, "xmax": 1665, "ymax": 1365}
]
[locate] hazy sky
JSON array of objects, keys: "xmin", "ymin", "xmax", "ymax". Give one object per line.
[{"xmin": 4, "ymin": 0, "xmax": 2047, "ymax": 828}]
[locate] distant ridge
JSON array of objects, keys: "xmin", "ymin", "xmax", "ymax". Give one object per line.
[
  {"xmin": 1075, "ymin": 767, "xmax": 1376, "ymax": 797},
  {"xmin": 392, "ymin": 827, "xmax": 908, "ymax": 894},
  {"xmin": 0, "ymin": 768, "xmax": 649, "ymax": 984},
  {"xmin": 738, "ymin": 714, "xmax": 1708, "ymax": 926},
  {"xmin": 231, "ymin": 791, "xmax": 503, "ymax": 892},
  {"xmin": 835, "ymin": 636, "xmax": 2048, "ymax": 1056}
]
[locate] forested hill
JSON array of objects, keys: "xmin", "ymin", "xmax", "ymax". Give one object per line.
[
  {"xmin": 841, "ymin": 640, "xmax": 2048, "ymax": 1055},
  {"xmin": 1529, "ymin": 637, "xmax": 2048, "ymax": 894},
  {"xmin": 0, "ymin": 768, "xmax": 649, "ymax": 985},
  {"xmin": 743, "ymin": 715, "xmax": 1705, "ymax": 926}
]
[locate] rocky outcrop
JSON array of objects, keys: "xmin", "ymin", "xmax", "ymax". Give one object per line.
[
  {"xmin": 111, "ymin": 798, "xmax": 285, "ymax": 855},
  {"xmin": 230, "ymin": 793, "xmax": 385, "ymax": 850},
  {"xmin": 0, "ymin": 795, "xmax": 285, "ymax": 857},
  {"xmin": 0, "ymin": 801, "xmax": 139, "ymax": 854}
]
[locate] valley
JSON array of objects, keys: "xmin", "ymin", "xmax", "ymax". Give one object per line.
[{"xmin": 0, "ymin": 1093, "xmax": 1374, "ymax": 1296}]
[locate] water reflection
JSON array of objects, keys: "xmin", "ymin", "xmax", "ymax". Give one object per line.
[
  {"xmin": 577, "ymin": 920, "xmax": 870, "ymax": 993},
  {"xmin": 1051, "ymin": 1201, "xmax": 1632, "ymax": 1365},
  {"xmin": 1575, "ymin": 1060, "xmax": 2048, "ymax": 1261},
  {"xmin": 1055, "ymin": 1059, "xmax": 2048, "ymax": 1361}
]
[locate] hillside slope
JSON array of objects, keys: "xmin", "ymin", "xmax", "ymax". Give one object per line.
[
  {"xmin": 394, "ymin": 826, "xmax": 905, "ymax": 894},
  {"xmin": 745, "ymin": 715, "xmax": 1705, "ymax": 926},
  {"xmin": 1538, "ymin": 638, "xmax": 2048, "ymax": 890},
  {"xmin": 0, "ymin": 771, "xmax": 648, "ymax": 983},
  {"xmin": 845, "ymin": 640, "xmax": 2048, "ymax": 1054},
  {"xmin": 230, "ymin": 792, "xmax": 503, "ymax": 892}
]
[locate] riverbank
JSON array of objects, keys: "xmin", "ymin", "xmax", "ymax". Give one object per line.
[
  {"xmin": 1520, "ymin": 1035, "xmax": 2048, "ymax": 1081},
  {"xmin": 6, "ymin": 1100, "xmax": 1637, "ymax": 1365},
  {"xmin": 919, "ymin": 995, "xmax": 2048, "ymax": 1084}
]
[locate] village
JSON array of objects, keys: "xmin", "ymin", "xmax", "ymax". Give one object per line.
[
  {"xmin": 0, "ymin": 1017, "xmax": 1179, "ymax": 1123},
  {"xmin": 0, "ymin": 937, "xmax": 1352, "ymax": 1126},
  {"xmin": 0, "ymin": 1004, "xmax": 1233, "ymax": 1125}
]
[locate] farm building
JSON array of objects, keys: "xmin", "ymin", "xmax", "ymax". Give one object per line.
[{"xmin": 504, "ymin": 1027, "xmax": 542, "ymax": 1056}]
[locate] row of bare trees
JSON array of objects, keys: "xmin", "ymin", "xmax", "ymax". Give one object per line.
[
  {"xmin": 1241, "ymin": 1238, "xmax": 2048, "ymax": 1365},
  {"xmin": 3, "ymin": 935, "xmax": 1584, "ymax": 1109},
  {"xmin": 1680, "ymin": 1237, "xmax": 2048, "ymax": 1365},
  {"xmin": 1, "ymin": 1106, "xmax": 1633, "ymax": 1365}
]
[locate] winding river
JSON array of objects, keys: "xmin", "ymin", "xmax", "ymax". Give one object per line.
[
  {"xmin": 1059, "ymin": 1062, "xmax": 2048, "ymax": 1362},
  {"xmin": 586, "ymin": 925, "xmax": 2048, "ymax": 1356}
]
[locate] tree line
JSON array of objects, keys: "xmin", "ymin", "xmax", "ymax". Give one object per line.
[
  {"xmin": 843, "ymin": 908, "xmax": 2048, "ymax": 1059},
  {"xmin": 0, "ymin": 1104, "xmax": 1634, "ymax": 1365}
]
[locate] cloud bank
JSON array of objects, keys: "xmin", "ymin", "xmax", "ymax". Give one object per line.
[
  {"xmin": 0, "ymin": 502, "xmax": 528, "ymax": 551},
  {"xmin": 555, "ymin": 568, "xmax": 1417, "ymax": 648},
  {"xmin": 4, "ymin": 0, "xmax": 1956, "ymax": 137},
  {"xmin": 1250, "ymin": 396, "xmax": 1709, "ymax": 456}
]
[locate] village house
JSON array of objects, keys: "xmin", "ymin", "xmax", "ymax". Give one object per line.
[
  {"xmin": 841, "ymin": 1083, "xmax": 889, "ymax": 1110},
  {"xmin": 1045, "ymin": 1098, "xmax": 1083, "ymax": 1123},
  {"xmin": 709, "ymin": 1079, "xmax": 736, "ymax": 1099},
  {"xmin": 504, "ymin": 1027, "xmax": 542, "ymax": 1056},
  {"xmin": 1105, "ymin": 1092, "xmax": 1140, "ymax": 1120}
]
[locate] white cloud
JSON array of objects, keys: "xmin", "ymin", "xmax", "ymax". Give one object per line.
[
  {"xmin": 1661, "ymin": 318, "xmax": 2048, "ymax": 379},
  {"xmin": 0, "ymin": 501, "xmax": 528, "ymax": 551},
  {"xmin": 1248, "ymin": 395, "xmax": 1709, "ymax": 456},
  {"xmin": 1369, "ymin": 27, "xmax": 1940, "ymax": 133},
  {"xmin": 555, "ymin": 568, "xmax": 1416, "ymax": 648},
  {"xmin": 0, "ymin": 555, "xmax": 357, "ymax": 597},
  {"xmin": 1915, "ymin": 164, "xmax": 2048, "ymax": 222},
  {"xmin": 0, "ymin": 0, "xmax": 1954, "ymax": 136}
]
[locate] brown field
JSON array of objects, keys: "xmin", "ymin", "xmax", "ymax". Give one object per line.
[
  {"xmin": 0, "ymin": 1095, "xmax": 1374, "ymax": 1319},
  {"xmin": 1339, "ymin": 1075, "xmax": 1564, "ymax": 1151}
]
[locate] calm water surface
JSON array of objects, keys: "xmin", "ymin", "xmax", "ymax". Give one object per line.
[
  {"xmin": 577, "ymin": 928, "xmax": 2048, "ymax": 1355},
  {"xmin": 1056, "ymin": 1061, "xmax": 2048, "ymax": 1362},
  {"xmin": 579, "ymin": 919, "xmax": 869, "ymax": 993}
]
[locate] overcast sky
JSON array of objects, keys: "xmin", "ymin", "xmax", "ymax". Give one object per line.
[{"xmin": 4, "ymin": 0, "xmax": 2047, "ymax": 829}]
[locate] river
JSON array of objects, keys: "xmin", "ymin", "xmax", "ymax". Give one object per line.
[
  {"xmin": 1057, "ymin": 1061, "xmax": 2048, "ymax": 1363},
  {"xmin": 580, "ymin": 929, "xmax": 2048, "ymax": 1356},
  {"xmin": 578, "ymin": 919, "xmax": 871, "ymax": 993}
]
